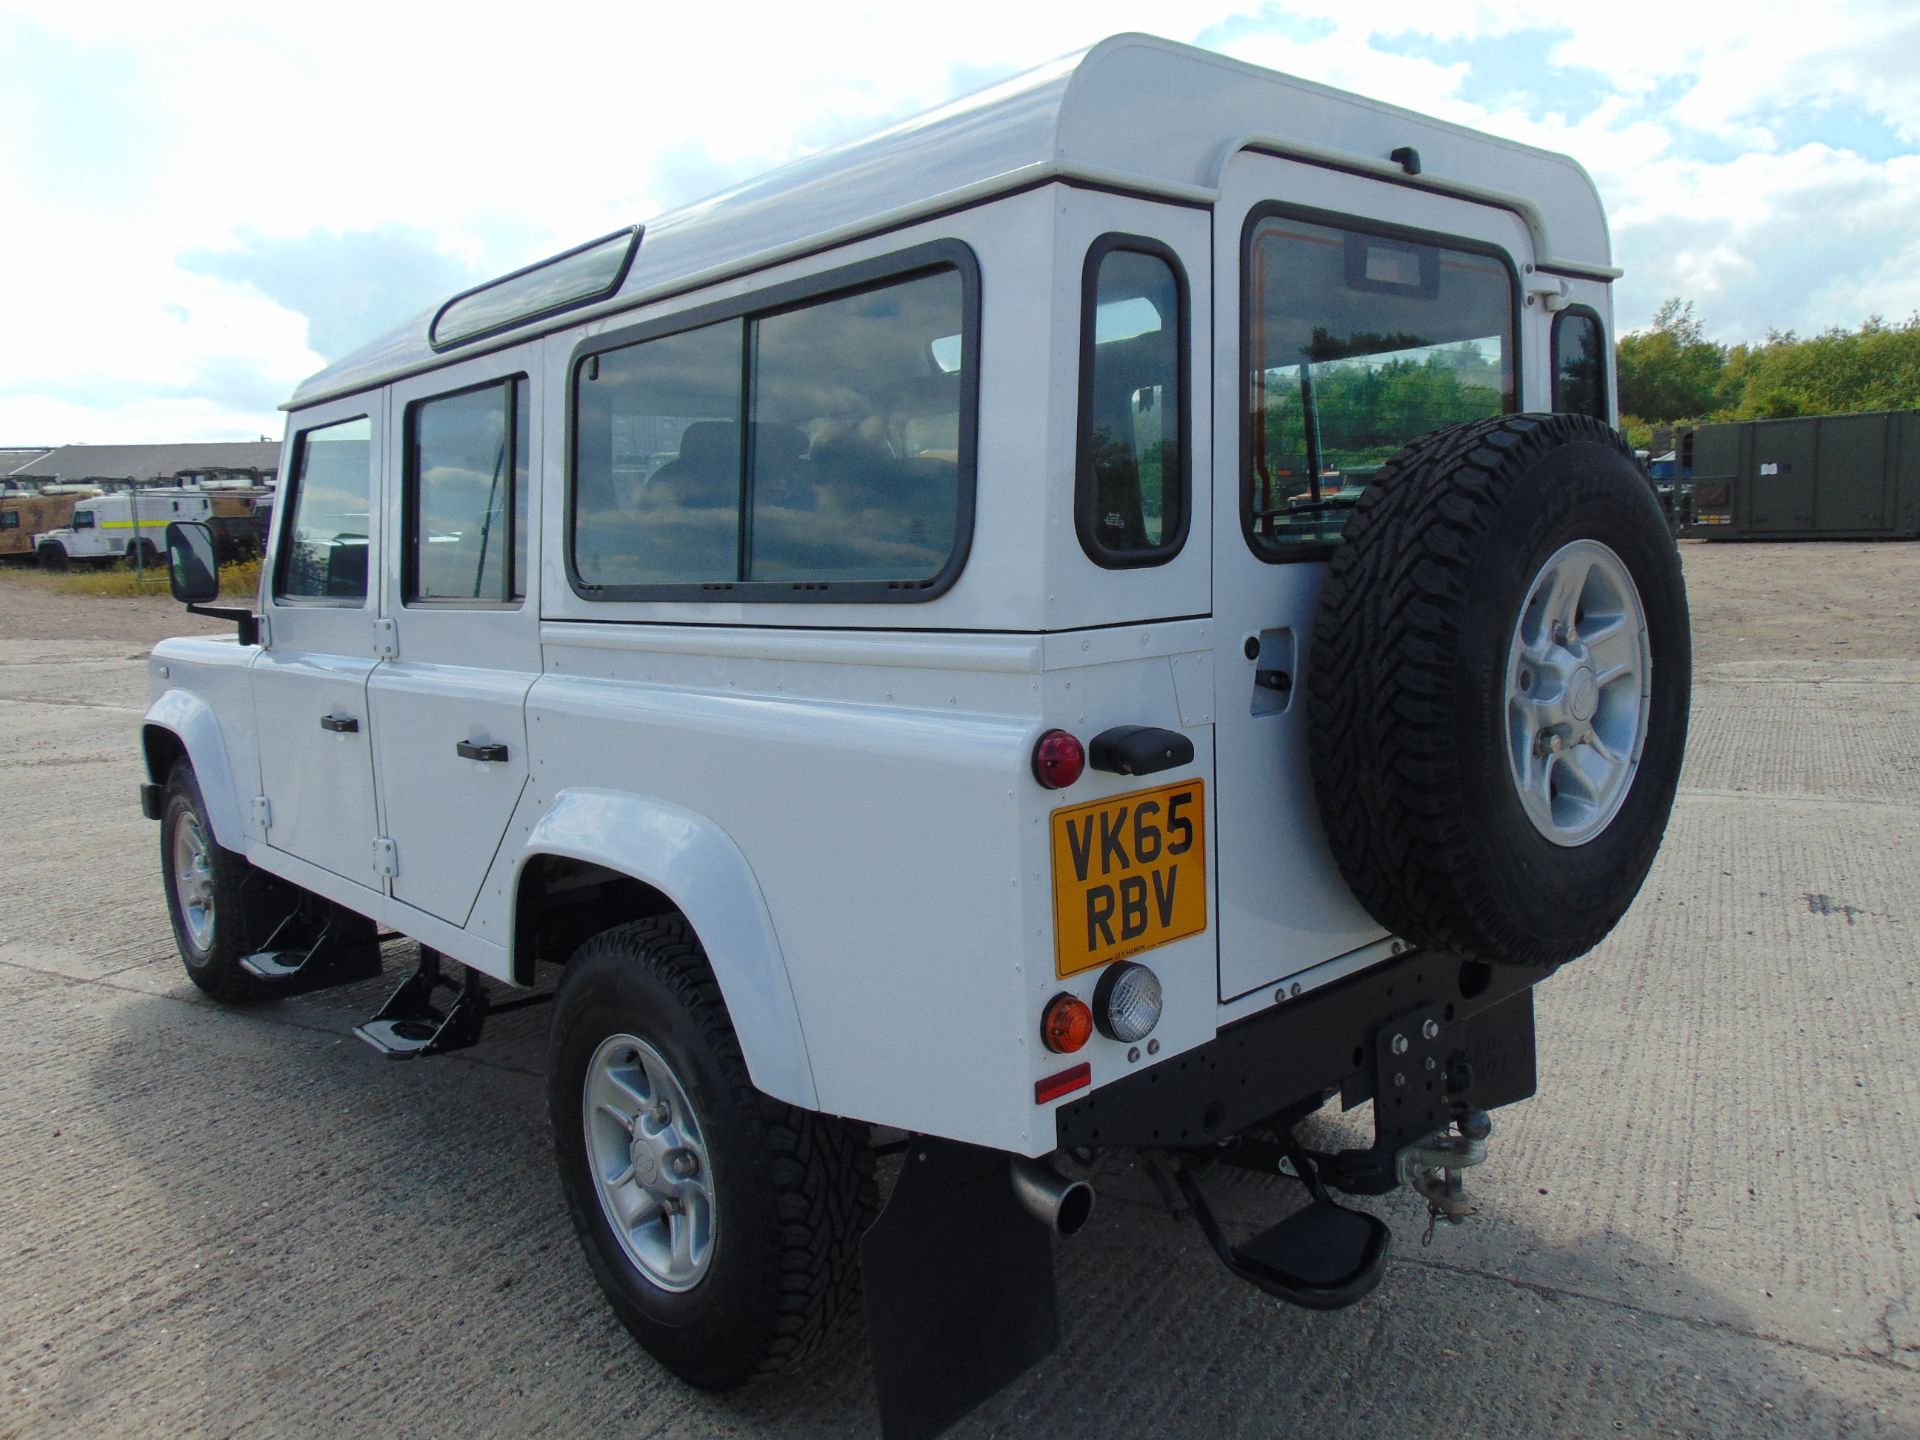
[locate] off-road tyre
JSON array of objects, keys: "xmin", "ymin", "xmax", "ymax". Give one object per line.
[
  {"xmin": 160, "ymin": 759, "xmax": 367, "ymax": 1002},
  {"xmin": 37, "ymin": 543, "xmax": 68, "ymax": 572},
  {"xmin": 549, "ymin": 916, "xmax": 876, "ymax": 1390},
  {"xmin": 1308, "ymin": 413, "xmax": 1691, "ymax": 969}
]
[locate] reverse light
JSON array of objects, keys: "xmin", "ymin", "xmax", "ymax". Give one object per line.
[
  {"xmin": 1041, "ymin": 992, "xmax": 1094, "ymax": 1053},
  {"xmin": 1031, "ymin": 729, "xmax": 1085, "ymax": 789},
  {"xmin": 1093, "ymin": 962, "xmax": 1163, "ymax": 1043}
]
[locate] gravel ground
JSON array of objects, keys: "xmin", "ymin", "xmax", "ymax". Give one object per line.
[{"xmin": 1, "ymin": 541, "xmax": 1916, "ymax": 1439}]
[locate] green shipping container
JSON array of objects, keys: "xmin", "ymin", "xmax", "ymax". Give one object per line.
[{"xmin": 1681, "ymin": 410, "xmax": 1920, "ymax": 540}]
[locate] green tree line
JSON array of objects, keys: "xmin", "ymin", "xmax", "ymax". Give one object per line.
[{"xmin": 1618, "ymin": 300, "xmax": 1920, "ymax": 449}]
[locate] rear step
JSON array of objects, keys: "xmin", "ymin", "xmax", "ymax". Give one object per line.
[
  {"xmin": 353, "ymin": 946, "xmax": 553, "ymax": 1059},
  {"xmin": 237, "ymin": 911, "xmax": 383, "ymax": 997},
  {"xmin": 1174, "ymin": 1136, "xmax": 1391, "ymax": 1312}
]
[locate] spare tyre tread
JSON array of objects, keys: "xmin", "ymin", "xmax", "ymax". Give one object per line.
[{"xmin": 1309, "ymin": 413, "xmax": 1682, "ymax": 968}]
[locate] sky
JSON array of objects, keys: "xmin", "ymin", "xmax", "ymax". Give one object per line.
[{"xmin": 2, "ymin": 0, "xmax": 1916, "ymax": 445}]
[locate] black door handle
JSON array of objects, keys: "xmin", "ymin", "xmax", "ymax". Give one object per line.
[
  {"xmin": 456, "ymin": 740, "xmax": 509, "ymax": 763},
  {"xmin": 320, "ymin": 714, "xmax": 360, "ymax": 733}
]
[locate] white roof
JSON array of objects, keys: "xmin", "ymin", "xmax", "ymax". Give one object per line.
[{"xmin": 292, "ymin": 33, "xmax": 1612, "ymax": 409}]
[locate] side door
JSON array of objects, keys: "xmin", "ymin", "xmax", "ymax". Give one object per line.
[
  {"xmin": 252, "ymin": 399, "xmax": 385, "ymax": 893},
  {"xmin": 366, "ymin": 347, "xmax": 540, "ymax": 938},
  {"xmin": 1211, "ymin": 151, "xmax": 1535, "ymax": 1002}
]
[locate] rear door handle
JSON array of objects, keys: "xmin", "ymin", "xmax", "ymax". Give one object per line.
[
  {"xmin": 456, "ymin": 740, "xmax": 509, "ymax": 763},
  {"xmin": 320, "ymin": 714, "xmax": 360, "ymax": 733}
]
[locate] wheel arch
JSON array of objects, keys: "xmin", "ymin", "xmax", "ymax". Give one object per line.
[
  {"xmin": 511, "ymin": 789, "xmax": 818, "ymax": 1110},
  {"xmin": 143, "ymin": 690, "xmax": 248, "ymax": 850}
]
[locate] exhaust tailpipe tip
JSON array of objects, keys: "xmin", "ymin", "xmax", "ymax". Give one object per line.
[{"xmin": 1009, "ymin": 1156, "xmax": 1096, "ymax": 1236}]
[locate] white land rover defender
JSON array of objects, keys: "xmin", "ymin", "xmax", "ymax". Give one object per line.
[{"xmin": 142, "ymin": 35, "xmax": 1688, "ymax": 1440}]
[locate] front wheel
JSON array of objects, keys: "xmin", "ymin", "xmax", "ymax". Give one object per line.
[
  {"xmin": 159, "ymin": 761, "xmax": 262, "ymax": 1001},
  {"xmin": 37, "ymin": 543, "xmax": 68, "ymax": 572},
  {"xmin": 549, "ymin": 917, "xmax": 874, "ymax": 1390}
]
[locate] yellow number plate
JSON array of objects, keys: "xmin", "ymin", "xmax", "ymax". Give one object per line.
[{"xmin": 1051, "ymin": 778, "xmax": 1207, "ymax": 978}]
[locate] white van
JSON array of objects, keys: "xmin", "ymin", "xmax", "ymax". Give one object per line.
[
  {"xmin": 141, "ymin": 34, "xmax": 1688, "ymax": 1439},
  {"xmin": 36, "ymin": 487, "xmax": 213, "ymax": 569}
]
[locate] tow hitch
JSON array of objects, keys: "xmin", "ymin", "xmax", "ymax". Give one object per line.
[{"xmin": 1401, "ymin": 1107, "xmax": 1493, "ymax": 1236}]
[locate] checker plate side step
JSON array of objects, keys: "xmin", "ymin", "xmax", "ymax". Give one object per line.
[
  {"xmin": 1173, "ymin": 1144, "xmax": 1391, "ymax": 1312},
  {"xmin": 236, "ymin": 912, "xmax": 382, "ymax": 997},
  {"xmin": 353, "ymin": 947, "xmax": 486, "ymax": 1060}
]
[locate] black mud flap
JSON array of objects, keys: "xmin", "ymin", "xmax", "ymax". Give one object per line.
[{"xmin": 862, "ymin": 1139, "xmax": 1058, "ymax": 1440}]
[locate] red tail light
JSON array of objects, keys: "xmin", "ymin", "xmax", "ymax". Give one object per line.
[{"xmin": 1032, "ymin": 729, "xmax": 1085, "ymax": 789}]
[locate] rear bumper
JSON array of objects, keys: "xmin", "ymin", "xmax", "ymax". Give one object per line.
[{"xmin": 1053, "ymin": 949, "xmax": 1539, "ymax": 1153}]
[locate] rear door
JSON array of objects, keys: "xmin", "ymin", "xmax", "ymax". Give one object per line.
[
  {"xmin": 366, "ymin": 344, "xmax": 540, "ymax": 935},
  {"xmin": 1210, "ymin": 151, "xmax": 1534, "ymax": 1002}
]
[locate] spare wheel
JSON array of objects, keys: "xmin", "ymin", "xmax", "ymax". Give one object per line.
[{"xmin": 1308, "ymin": 413, "xmax": 1691, "ymax": 969}]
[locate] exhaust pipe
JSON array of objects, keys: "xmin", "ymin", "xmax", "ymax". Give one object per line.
[{"xmin": 1009, "ymin": 1156, "xmax": 1096, "ymax": 1235}]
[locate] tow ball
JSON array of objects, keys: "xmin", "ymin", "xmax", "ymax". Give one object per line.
[{"xmin": 1398, "ymin": 1107, "xmax": 1493, "ymax": 1231}]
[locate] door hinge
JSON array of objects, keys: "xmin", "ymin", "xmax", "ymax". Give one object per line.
[
  {"xmin": 255, "ymin": 613, "xmax": 271, "ymax": 649},
  {"xmin": 374, "ymin": 617, "xmax": 399, "ymax": 660},
  {"xmin": 373, "ymin": 836, "xmax": 398, "ymax": 880},
  {"xmin": 253, "ymin": 795, "xmax": 272, "ymax": 833}
]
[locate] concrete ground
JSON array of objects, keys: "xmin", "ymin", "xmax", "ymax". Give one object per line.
[{"xmin": 1, "ymin": 541, "xmax": 1916, "ymax": 1439}]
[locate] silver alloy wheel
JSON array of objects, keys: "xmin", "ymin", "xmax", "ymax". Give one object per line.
[
  {"xmin": 583, "ymin": 1032, "xmax": 717, "ymax": 1293},
  {"xmin": 172, "ymin": 811, "xmax": 217, "ymax": 952},
  {"xmin": 1503, "ymin": 538, "xmax": 1652, "ymax": 846}
]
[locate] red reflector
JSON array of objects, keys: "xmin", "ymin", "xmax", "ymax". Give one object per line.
[
  {"xmin": 1034, "ymin": 1062, "xmax": 1091, "ymax": 1105},
  {"xmin": 1032, "ymin": 729, "xmax": 1085, "ymax": 789}
]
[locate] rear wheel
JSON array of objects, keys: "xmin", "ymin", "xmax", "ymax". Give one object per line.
[
  {"xmin": 549, "ymin": 917, "xmax": 874, "ymax": 1389},
  {"xmin": 126, "ymin": 538, "xmax": 160, "ymax": 569},
  {"xmin": 1309, "ymin": 413, "xmax": 1691, "ymax": 968}
]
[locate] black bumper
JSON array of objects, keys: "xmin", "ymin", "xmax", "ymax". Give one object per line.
[{"xmin": 1053, "ymin": 950, "xmax": 1539, "ymax": 1154}]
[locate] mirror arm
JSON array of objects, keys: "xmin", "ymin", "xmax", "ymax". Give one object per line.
[{"xmin": 186, "ymin": 603, "xmax": 260, "ymax": 647}]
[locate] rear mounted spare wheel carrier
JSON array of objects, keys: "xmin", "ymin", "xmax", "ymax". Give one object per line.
[{"xmin": 1307, "ymin": 413, "xmax": 1692, "ymax": 969}]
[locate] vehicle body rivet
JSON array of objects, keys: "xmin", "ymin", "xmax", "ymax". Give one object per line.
[
  {"xmin": 1393, "ymin": 1072, "xmax": 1407, "ymax": 1088},
  {"xmin": 1391, "ymin": 1034, "xmax": 1409, "ymax": 1055},
  {"xmin": 1422, "ymin": 1019, "xmax": 1439, "ymax": 1040}
]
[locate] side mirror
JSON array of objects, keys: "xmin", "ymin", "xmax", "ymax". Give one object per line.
[{"xmin": 165, "ymin": 522, "xmax": 220, "ymax": 602}]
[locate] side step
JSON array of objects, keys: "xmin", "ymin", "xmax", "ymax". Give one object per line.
[
  {"xmin": 237, "ymin": 911, "xmax": 382, "ymax": 997},
  {"xmin": 351, "ymin": 947, "xmax": 554, "ymax": 1060},
  {"xmin": 354, "ymin": 947, "xmax": 486, "ymax": 1060},
  {"xmin": 1174, "ymin": 1138, "xmax": 1391, "ymax": 1312}
]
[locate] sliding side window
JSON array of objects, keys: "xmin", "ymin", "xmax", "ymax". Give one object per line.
[
  {"xmin": 405, "ymin": 377, "xmax": 531, "ymax": 604},
  {"xmin": 1077, "ymin": 236, "xmax": 1188, "ymax": 567},
  {"xmin": 1244, "ymin": 213, "xmax": 1517, "ymax": 558},
  {"xmin": 570, "ymin": 248, "xmax": 975, "ymax": 601}
]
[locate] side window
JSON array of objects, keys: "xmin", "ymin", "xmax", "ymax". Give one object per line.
[
  {"xmin": 1077, "ymin": 237, "xmax": 1188, "ymax": 567},
  {"xmin": 405, "ymin": 377, "xmax": 530, "ymax": 604},
  {"xmin": 1552, "ymin": 307, "xmax": 1608, "ymax": 421},
  {"xmin": 1244, "ymin": 212, "xmax": 1517, "ymax": 558},
  {"xmin": 0, "ymin": 510, "xmax": 17, "ymax": 531},
  {"xmin": 73, "ymin": 509, "xmax": 95, "ymax": 530},
  {"xmin": 574, "ymin": 320, "xmax": 743, "ymax": 586},
  {"xmin": 276, "ymin": 415, "xmax": 372, "ymax": 601},
  {"xmin": 571, "ymin": 252, "xmax": 973, "ymax": 599}
]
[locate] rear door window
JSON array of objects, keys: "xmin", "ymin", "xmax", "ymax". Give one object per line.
[{"xmin": 1244, "ymin": 211, "xmax": 1517, "ymax": 558}]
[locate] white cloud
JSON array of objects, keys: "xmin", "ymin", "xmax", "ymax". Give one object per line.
[{"xmin": 0, "ymin": 0, "xmax": 1916, "ymax": 439}]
